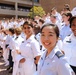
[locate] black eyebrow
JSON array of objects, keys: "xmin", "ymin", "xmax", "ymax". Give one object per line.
[{"xmin": 41, "ymin": 31, "xmax": 55, "ymax": 34}]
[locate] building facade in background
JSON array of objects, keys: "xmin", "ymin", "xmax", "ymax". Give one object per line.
[
  {"xmin": 0, "ymin": 0, "xmax": 76, "ymax": 19},
  {"xmin": 0, "ymin": 0, "xmax": 40, "ymax": 19},
  {"xmin": 40, "ymin": 0, "xmax": 76, "ymax": 13}
]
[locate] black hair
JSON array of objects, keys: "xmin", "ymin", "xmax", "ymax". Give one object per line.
[
  {"xmin": 62, "ymin": 12, "xmax": 72, "ymax": 21},
  {"xmin": 9, "ymin": 28, "xmax": 15, "ymax": 34},
  {"xmin": 33, "ymin": 21, "xmax": 38, "ymax": 24},
  {"xmin": 50, "ymin": 15, "xmax": 57, "ymax": 18},
  {"xmin": 64, "ymin": 7, "xmax": 70, "ymax": 11},
  {"xmin": 33, "ymin": 25, "xmax": 40, "ymax": 35},
  {"xmin": 40, "ymin": 23, "xmax": 59, "ymax": 38},
  {"xmin": 23, "ymin": 21, "xmax": 33, "ymax": 28},
  {"xmin": 39, "ymin": 19, "xmax": 44, "ymax": 24},
  {"xmin": 70, "ymin": 16, "xmax": 76, "ymax": 28}
]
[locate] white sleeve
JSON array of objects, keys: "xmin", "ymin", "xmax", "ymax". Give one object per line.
[
  {"xmin": 57, "ymin": 58, "xmax": 74, "ymax": 75},
  {"xmin": 31, "ymin": 40, "xmax": 41, "ymax": 58}
]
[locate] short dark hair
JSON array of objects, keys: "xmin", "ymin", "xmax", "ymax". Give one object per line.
[
  {"xmin": 23, "ymin": 21, "xmax": 33, "ymax": 28},
  {"xmin": 70, "ymin": 16, "xmax": 76, "ymax": 28},
  {"xmin": 50, "ymin": 14, "xmax": 57, "ymax": 18},
  {"xmin": 62, "ymin": 12, "xmax": 72, "ymax": 21},
  {"xmin": 9, "ymin": 28, "xmax": 15, "ymax": 34},
  {"xmin": 40, "ymin": 23, "xmax": 59, "ymax": 38},
  {"xmin": 63, "ymin": 7, "xmax": 70, "ymax": 11},
  {"xmin": 39, "ymin": 19, "xmax": 44, "ymax": 24}
]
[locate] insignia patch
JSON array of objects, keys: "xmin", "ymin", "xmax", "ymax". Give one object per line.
[
  {"xmin": 66, "ymin": 40, "xmax": 71, "ymax": 43},
  {"xmin": 22, "ymin": 41, "xmax": 24, "ymax": 43},
  {"xmin": 55, "ymin": 51, "xmax": 64, "ymax": 58}
]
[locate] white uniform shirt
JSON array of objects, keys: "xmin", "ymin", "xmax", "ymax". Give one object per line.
[
  {"xmin": 60, "ymin": 23, "xmax": 72, "ymax": 41},
  {"xmin": 8, "ymin": 35, "xmax": 16, "ymax": 50},
  {"xmin": 62, "ymin": 33, "xmax": 76, "ymax": 66},
  {"xmin": 19, "ymin": 34, "xmax": 41, "ymax": 75},
  {"xmin": 12, "ymin": 35, "xmax": 24, "ymax": 62},
  {"xmin": 15, "ymin": 35, "xmax": 24, "ymax": 49},
  {"xmin": 71, "ymin": 7, "xmax": 76, "ymax": 16},
  {"xmin": 38, "ymin": 45, "xmax": 73, "ymax": 75}
]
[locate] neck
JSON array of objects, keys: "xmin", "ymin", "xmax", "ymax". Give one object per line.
[
  {"xmin": 52, "ymin": 20, "xmax": 56, "ymax": 23},
  {"xmin": 65, "ymin": 21, "xmax": 69, "ymax": 25},
  {"xmin": 26, "ymin": 34, "xmax": 32, "ymax": 40},
  {"xmin": 46, "ymin": 47, "xmax": 54, "ymax": 57}
]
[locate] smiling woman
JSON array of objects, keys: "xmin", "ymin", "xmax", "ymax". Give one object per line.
[
  {"xmin": 40, "ymin": 24, "xmax": 59, "ymax": 54},
  {"xmin": 22, "ymin": 21, "xmax": 34, "ymax": 40},
  {"xmin": 16, "ymin": 21, "xmax": 41, "ymax": 75},
  {"xmin": 37, "ymin": 23, "xmax": 75, "ymax": 75},
  {"xmin": 70, "ymin": 16, "xmax": 76, "ymax": 36},
  {"xmin": 62, "ymin": 16, "xmax": 76, "ymax": 74}
]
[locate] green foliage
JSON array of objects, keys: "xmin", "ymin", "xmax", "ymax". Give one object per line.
[{"xmin": 28, "ymin": 6, "xmax": 45, "ymax": 18}]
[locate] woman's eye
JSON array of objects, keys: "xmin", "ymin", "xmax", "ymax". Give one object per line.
[
  {"xmin": 23, "ymin": 27, "xmax": 30, "ymax": 29},
  {"xmin": 41, "ymin": 34, "xmax": 44, "ymax": 36},
  {"xmin": 72, "ymin": 24, "xmax": 76, "ymax": 27},
  {"xmin": 49, "ymin": 34, "xmax": 53, "ymax": 36},
  {"xmin": 28, "ymin": 27, "xmax": 30, "ymax": 29}
]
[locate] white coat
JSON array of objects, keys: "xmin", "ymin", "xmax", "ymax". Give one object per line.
[
  {"xmin": 62, "ymin": 33, "xmax": 76, "ymax": 66},
  {"xmin": 12, "ymin": 54, "xmax": 25, "ymax": 75},
  {"xmin": 19, "ymin": 34, "xmax": 41, "ymax": 75}
]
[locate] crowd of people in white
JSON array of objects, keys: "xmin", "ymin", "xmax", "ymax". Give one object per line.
[{"xmin": 0, "ymin": 4, "xmax": 76, "ymax": 75}]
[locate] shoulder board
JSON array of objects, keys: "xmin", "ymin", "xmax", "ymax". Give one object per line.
[
  {"xmin": 65, "ymin": 35, "xmax": 71, "ymax": 43},
  {"xmin": 62, "ymin": 24, "xmax": 64, "ymax": 26},
  {"xmin": 66, "ymin": 40, "xmax": 71, "ymax": 43},
  {"xmin": 66, "ymin": 38, "xmax": 71, "ymax": 43},
  {"xmin": 22, "ymin": 41, "xmax": 24, "ymax": 43},
  {"xmin": 5, "ymin": 44, "xmax": 9, "ymax": 48},
  {"xmin": 15, "ymin": 37, "xmax": 18, "ymax": 40},
  {"xmin": 68, "ymin": 34, "xmax": 71, "ymax": 36},
  {"xmin": 34, "ymin": 36, "xmax": 38, "ymax": 42},
  {"xmin": 55, "ymin": 51, "xmax": 64, "ymax": 58}
]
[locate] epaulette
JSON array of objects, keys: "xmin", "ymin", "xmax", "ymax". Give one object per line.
[
  {"xmin": 15, "ymin": 36, "xmax": 18, "ymax": 40},
  {"xmin": 34, "ymin": 36, "xmax": 38, "ymax": 42},
  {"xmin": 66, "ymin": 38, "xmax": 71, "ymax": 43},
  {"xmin": 55, "ymin": 51, "xmax": 64, "ymax": 58},
  {"xmin": 22, "ymin": 41, "xmax": 24, "ymax": 43},
  {"xmin": 66, "ymin": 40, "xmax": 71, "ymax": 43},
  {"xmin": 5, "ymin": 44, "xmax": 9, "ymax": 48},
  {"xmin": 68, "ymin": 34, "xmax": 71, "ymax": 36}
]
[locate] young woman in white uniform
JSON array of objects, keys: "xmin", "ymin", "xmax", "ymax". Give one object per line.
[
  {"xmin": 37, "ymin": 24, "xmax": 74, "ymax": 75},
  {"xmin": 60, "ymin": 12, "xmax": 72, "ymax": 41},
  {"xmin": 62, "ymin": 16, "xmax": 76, "ymax": 74},
  {"xmin": 18, "ymin": 21, "xmax": 41, "ymax": 75}
]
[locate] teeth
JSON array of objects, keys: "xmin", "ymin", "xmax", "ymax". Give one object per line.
[{"xmin": 44, "ymin": 43, "xmax": 50, "ymax": 45}]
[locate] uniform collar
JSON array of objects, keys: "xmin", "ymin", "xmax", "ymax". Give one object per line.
[
  {"xmin": 70, "ymin": 33, "xmax": 76, "ymax": 42},
  {"xmin": 45, "ymin": 45, "xmax": 59, "ymax": 59},
  {"xmin": 25, "ymin": 34, "xmax": 35, "ymax": 42}
]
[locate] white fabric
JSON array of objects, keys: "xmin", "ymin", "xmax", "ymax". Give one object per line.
[
  {"xmin": 18, "ymin": 35, "xmax": 41, "ymax": 75},
  {"xmin": 62, "ymin": 33, "xmax": 76, "ymax": 66},
  {"xmin": 12, "ymin": 54, "xmax": 25, "ymax": 75},
  {"xmin": 71, "ymin": 7, "xmax": 76, "ymax": 16},
  {"xmin": 38, "ymin": 45, "xmax": 73, "ymax": 75}
]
